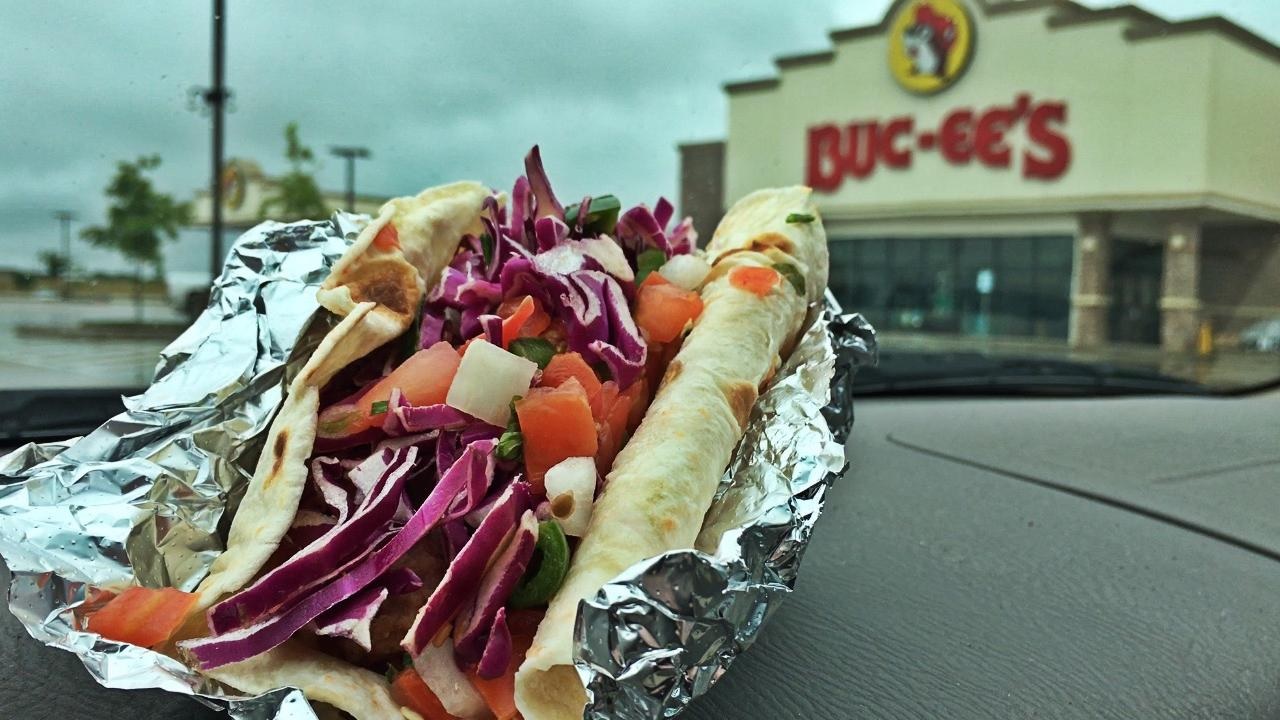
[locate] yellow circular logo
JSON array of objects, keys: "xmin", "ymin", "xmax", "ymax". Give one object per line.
[{"xmin": 887, "ymin": 0, "xmax": 975, "ymax": 95}]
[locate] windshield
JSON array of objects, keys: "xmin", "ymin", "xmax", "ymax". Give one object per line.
[{"xmin": 2, "ymin": 0, "xmax": 1278, "ymax": 399}]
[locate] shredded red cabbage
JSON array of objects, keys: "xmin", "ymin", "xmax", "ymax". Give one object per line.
[
  {"xmin": 382, "ymin": 389, "xmax": 473, "ymax": 435},
  {"xmin": 442, "ymin": 438, "xmax": 497, "ymax": 523},
  {"xmin": 182, "ymin": 442, "xmax": 486, "ymax": 669},
  {"xmin": 401, "ymin": 481, "xmax": 533, "ymax": 656},
  {"xmin": 207, "ymin": 446, "xmax": 420, "ymax": 635},
  {"xmin": 524, "ymin": 146, "xmax": 563, "ymax": 221},
  {"xmin": 310, "ymin": 457, "xmax": 354, "ymax": 522},
  {"xmin": 452, "ymin": 510, "xmax": 537, "ymax": 663},
  {"xmin": 311, "ymin": 568, "xmax": 423, "ymax": 651},
  {"xmin": 476, "ymin": 607, "xmax": 512, "ymax": 680}
]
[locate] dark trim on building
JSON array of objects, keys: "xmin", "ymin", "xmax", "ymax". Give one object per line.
[
  {"xmin": 722, "ymin": 77, "xmax": 780, "ymax": 94},
  {"xmin": 775, "ymin": 50, "xmax": 836, "ymax": 70},
  {"xmin": 726, "ymin": 0, "xmax": 1280, "ymax": 96},
  {"xmin": 1125, "ymin": 16, "xmax": 1280, "ymax": 64},
  {"xmin": 1046, "ymin": 5, "xmax": 1162, "ymax": 29},
  {"xmin": 828, "ymin": 25, "xmax": 880, "ymax": 44},
  {"xmin": 677, "ymin": 140, "xmax": 728, "ymax": 152}
]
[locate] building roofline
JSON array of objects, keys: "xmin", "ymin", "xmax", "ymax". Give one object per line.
[
  {"xmin": 724, "ymin": 0, "xmax": 1280, "ymax": 95},
  {"xmin": 677, "ymin": 140, "xmax": 727, "ymax": 152}
]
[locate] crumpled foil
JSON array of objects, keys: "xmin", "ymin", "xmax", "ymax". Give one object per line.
[
  {"xmin": 578, "ymin": 302, "xmax": 875, "ymax": 720},
  {"xmin": 0, "ymin": 214, "xmax": 876, "ymax": 720}
]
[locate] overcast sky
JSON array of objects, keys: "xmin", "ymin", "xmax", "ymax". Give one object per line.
[{"xmin": 2, "ymin": 0, "xmax": 1277, "ymax": 278}]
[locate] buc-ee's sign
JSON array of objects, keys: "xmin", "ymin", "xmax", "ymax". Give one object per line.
[
  {"xmin": 806, "ymin": 93, "xmax": 1072, "ymax": 192},
  {"xmin": 804, "ymin": 0, "xmax": 1073, "ymax": 192}
]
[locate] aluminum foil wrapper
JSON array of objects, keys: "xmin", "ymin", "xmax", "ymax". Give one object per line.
[
  {"xmin": 0, "ymin": 215, "xmax": 360, "ymax": 719},
  {"xmin": 0, "ymin": 209, "xmax": 877, "ymax": 720},
  {"xmin": 578, "ymin": 300, "xmax": 875, "ymax": 720}
]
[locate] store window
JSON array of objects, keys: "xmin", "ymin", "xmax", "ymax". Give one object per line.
[{"xmin": 829, "ymin": 235, "xmax": 1073, "ymax": 339}]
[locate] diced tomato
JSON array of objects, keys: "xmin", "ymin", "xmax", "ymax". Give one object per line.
[
  {"xmin": 539, "ymin": 352, "xmax": 603, "ymax": 401},
  {"xmin": 621, "ymin": 376, "xmax": 649, "ymax": 434},
  {"xmin": 635, "ymin": 280, "xmax": 704, "ymax": 344},
  {"xmin": 391, "ymin": 668, "xmax": 456, "ymax": 720},
  {"xmin": 466, "ymin": 616, "xmax": 540, "ymax": 720},
  {"xmin": 591, "ymin": 380, "xmax": 643, "ymax": 475},
  {"xmin": 642, "ymin": 272, "xmax": 670, "ymax": 288},
  {"xmin": 353, "ymin": 341, "xmax": 461, "ymax": 428},
  {"xmin": 498, "ymin": 295, "xmax": 551, "ymax": 342},
  {"xmin": 589, "ymin": 381, "xmax": 619, "ymax": 423},
  {"xmin": 85, "ymin": 586, "xmax": 198, "ymax": 648},
  {"xmin": 728, "ymin": 266, "xmax": 781, "ymax": 298},
  {"xmin": 516, "ymin": 379, "xmax": 598, "ymax": 494},
  {"xmin": 372, "ymin": 223, "xmax": 400, "ymax": 251}
]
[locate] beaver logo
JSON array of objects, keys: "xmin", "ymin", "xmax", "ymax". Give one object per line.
[{"xmin": 888, "ymin": 0, "xmax": 974, "ymax": 95}]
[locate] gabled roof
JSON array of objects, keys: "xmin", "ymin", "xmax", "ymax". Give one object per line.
[{"xmin": 725, "ymin": 0, "xmax": 1280, "ymax": 94}]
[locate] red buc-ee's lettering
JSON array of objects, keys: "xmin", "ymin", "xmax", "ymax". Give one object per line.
[
  {"xmin": 804, "ymin": 94, "xmax": 1072, "ymax": 190},
  {"xmin": 1022, "ymin": 101, "xmax": 1071, "ymax": 180}
]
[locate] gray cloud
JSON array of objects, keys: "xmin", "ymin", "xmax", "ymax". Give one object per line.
[{"xmin": 2, "ymin": 0, "xmax": 1276, "ymax": 275}]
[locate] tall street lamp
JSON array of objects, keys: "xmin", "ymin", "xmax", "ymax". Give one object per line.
[
  {"xmin": 330, "ymin": 146, "xmax": 371, "ymax": 212},
  {"xmin": 52, "ymin": 210, "xmax": 75, "ymax": 298}
]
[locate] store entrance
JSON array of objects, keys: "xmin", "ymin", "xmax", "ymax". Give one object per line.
[{"xmin": 1108, "ymin": 239, "xmax": 1163, "ymax": 345}]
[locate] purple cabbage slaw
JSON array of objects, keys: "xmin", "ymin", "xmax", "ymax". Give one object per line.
[{"xmin": 184, "ymin": 146, "xmax": 698, "ymax": 680}]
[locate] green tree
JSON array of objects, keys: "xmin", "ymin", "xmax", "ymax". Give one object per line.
[
  {"xmin": 81, "ymin": 155, "xmax": 190, "ymax": 321},
  {"xmin": 37, "ymin": 250, "xmax": 69, "ymax": 280},
  {"xmin": 260, "ymin": 122, "xmax": 329, "ymax": 220}
]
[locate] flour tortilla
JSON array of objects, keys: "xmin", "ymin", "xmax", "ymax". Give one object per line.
[
  {"xmin": 191, "ymin": 181, "xmax": 490, "ymax": 613},
  {"xmin": 514, "ymin": 186, "xmax": 828, "ymax": 720},
  {"xmin": 206, "ymin": 640, "xmax": 404, "ymax": 720}
]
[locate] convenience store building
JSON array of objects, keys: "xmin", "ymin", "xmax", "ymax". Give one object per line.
[{"xmin": 679, "ymin": 0, "xmax": 1280, "ymax": 351}]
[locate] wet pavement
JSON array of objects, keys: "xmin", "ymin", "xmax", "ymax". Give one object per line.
[{"xmin": 0, "ymin": 297, "xmax": 182, "ymax": 390}]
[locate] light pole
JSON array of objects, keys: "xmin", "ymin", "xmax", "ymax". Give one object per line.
[
  {"xmin": 209, "ymin": 0, "xmax": 227, "ymax": 280},
  {"xmin": 329, "ymin": 146, "xmax": 371, "ymax": 212},
  {"xmin": 52, "ymin": 210, "xmax": 75, "ymax": 298}
]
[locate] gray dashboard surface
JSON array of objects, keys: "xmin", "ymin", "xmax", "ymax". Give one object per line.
[{"xmin": 3, "ymin": 391, "xmax": 1280, "ymax": 719}]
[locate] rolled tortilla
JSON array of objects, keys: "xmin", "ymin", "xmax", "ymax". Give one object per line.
[
  {"xmin": 190, "ymin": 182, "xmax": 490, "ymax": 614},
  {"xmin": 206, "ymin": 640, "xmax": 404, "ymax": 720},
  {"xmin": 514, "ymin": 186, "xmax": 828, "ymax": 719}
]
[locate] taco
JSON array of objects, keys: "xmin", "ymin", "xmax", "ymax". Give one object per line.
[{"xmin": 78, "ymin": 147, "xmax": 827, "ymax": 720}]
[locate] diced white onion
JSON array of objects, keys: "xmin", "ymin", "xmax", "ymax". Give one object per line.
[
  {"xmin": 658, "ymin": 253, "xmax": 712, "ymax": 291},
  {"xmin": 543, "ymin": 457, "xmax": 597, "ymax": 537},
  {"xmin": 445, "ymin": 339, "xmax": 537, "ymax": 427}
]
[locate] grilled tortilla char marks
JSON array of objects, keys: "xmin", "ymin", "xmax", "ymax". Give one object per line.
[
  {"xmin": 749, "ymin": 231, "xmax": 795, "ymax": 255},
  {"xmin": 266, "ymin": 432, "xmax": 289, "ymax": 486},
  {"xmin": 347, "ymin": 258, "xmax": 416, "ymax": 317},
  {"xmin": 727, "ymin": 381, "xmax": 757, "ymax": 431},
  {"xmin": 662, "ymin": 359, "xmax": 683, "ymax": 387}
]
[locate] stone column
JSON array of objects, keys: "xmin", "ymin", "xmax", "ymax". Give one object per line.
[
  {"xmin": 1160, "ymin": 219, "xmax": 1202, "ymax": 352},
  {"xmin": 678, "ymin": 141, "xmax": 725, "ymax": 246},
  {"xmin": 1069, "ymin": 214, "xmax": 1111, "ymax": 348}
]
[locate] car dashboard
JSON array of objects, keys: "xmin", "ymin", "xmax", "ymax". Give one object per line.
[{"xmin": 2, "ymin": 388, "xmax": 1279, "ymax": 719}]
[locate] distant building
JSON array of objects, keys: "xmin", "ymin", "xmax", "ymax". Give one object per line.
[
  {"xmin": 681, "ymin": 0, "xmax": 1280, "ymax": 352},
  {"xmin": 188, "ymin": 158, "xmax": 389, "ymax": 230}
]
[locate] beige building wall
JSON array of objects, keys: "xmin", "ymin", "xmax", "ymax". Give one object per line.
[
  {"xmin": 724, "ymin": 4, "xmax": 1280, "ymax": 223},
  {"xmin": 190, "ymin": 160, "xmax": 387, "ymax": 229},
  {"xmin": 1207, "ymin": 40, "xmax": 1280, "ymax": 213}
]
